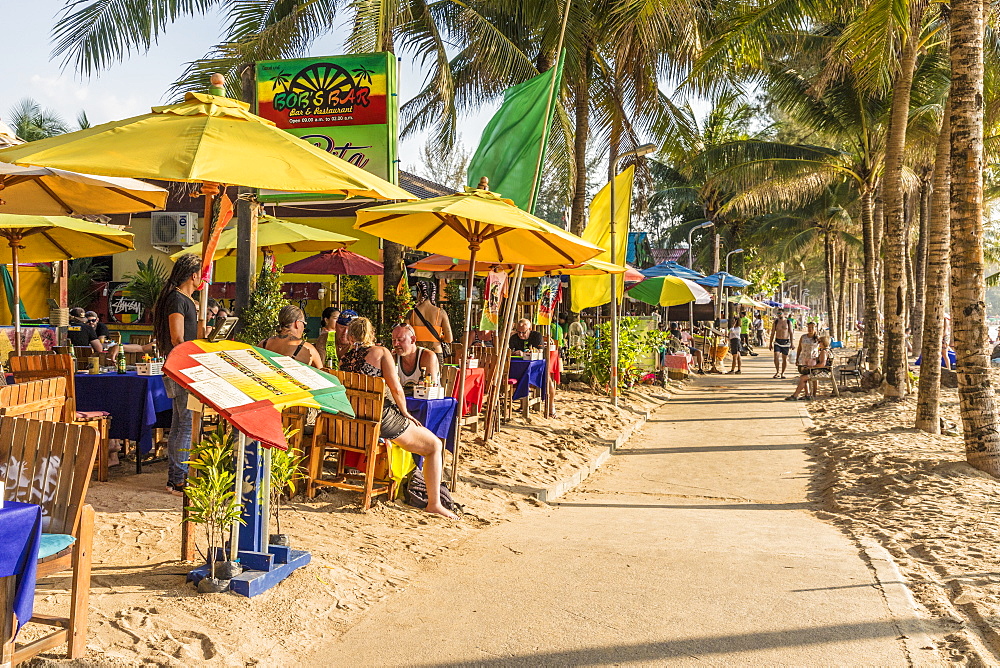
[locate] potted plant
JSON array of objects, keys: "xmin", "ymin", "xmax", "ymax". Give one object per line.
[
  {"xmin": 268, "ymin": 428, "xmax": 304, "ymax": 548},
  {"xmin": 185, "ymin": 423, "xmax": 245, "ymax": 593},
  {"xmin": 121, "ymin": 256, "xmax": 167, "ymax": 324}
]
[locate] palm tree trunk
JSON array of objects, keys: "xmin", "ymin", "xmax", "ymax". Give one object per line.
[
  {"xmin": 912, "ymin": 173, "xmax": 931, "ymax": 359},
  {"xmin": 881, "ymin": 17, "xmax": 920, "ymax": 398},
  {"xmin": 915, "ymin": 99, "xmax": 951, "ymax": 433},
  {"xmin": 824, "ymin": 228, "xmax": 836, "ymax": 341},
  {"xmin": 860, "ymin": 185, "xmax": 882, "ymax": 371},
  {"xmin": 949, "ymin": 0, "xmax": 1000, "ymax": 472},
  {"xmin": 837, "ymin": 247, "xmax": 848, "ymax": 341},
  {"xmin": 569, "ymin": 49, "xmax": 593, "ymax": 237}
]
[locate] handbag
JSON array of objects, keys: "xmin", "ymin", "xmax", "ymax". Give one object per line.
[{"xmin": 410, "ymin": 307, "xmax": 452, "ymax": 357}]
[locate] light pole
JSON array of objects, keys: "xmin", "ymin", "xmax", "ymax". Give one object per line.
[
  {"xmin": 687, "ymin": 221, "xmax": 714, "ymax": 336},
  {"xmin": 722, "ymin": 248, "xmax": 744, "ymax": 323},
  {"xmin": 609, "ymin": 142, "xmax": 657, "ymax": 406}
]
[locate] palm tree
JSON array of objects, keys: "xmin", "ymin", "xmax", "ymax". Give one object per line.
[
  {"xmin": 948, "ymin": 0, "xmax": 1000, "ymax": 474},
  {"xmin": 7, "ymin": 98, "xmax": 69, "ymax": 141}
]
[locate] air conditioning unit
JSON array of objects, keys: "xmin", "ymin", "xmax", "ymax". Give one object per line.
[{"xmin": 151, "ymin": 211, "xmax": 200, "ymax": 246}]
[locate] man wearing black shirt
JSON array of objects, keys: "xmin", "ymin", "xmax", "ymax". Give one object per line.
[
  {"xmin": 509, "ymin": 318, "xmax": 544, "ymax": 352},
  {"xmin": 68, "ymin": 307, "xmax": 104, "ymax": 352},
  {"xmin": 85, "ymin": 311, "xmax": 112, "ymax": 343}
]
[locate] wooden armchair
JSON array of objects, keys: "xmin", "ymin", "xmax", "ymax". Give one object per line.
[
  {"xmin": 307, "ymin": 370, "xmax": 392, "ymax": 510},
  {"xmin": 0, "ymin": 377, "xmax": 67, "ymax": 421},
  {"xmin": 8, "ymin": 355, "xmax": 112, "ymax": 482},
  {"xmin": 0, "ymin": 416, "xmax": 99, "ymax": 663}
]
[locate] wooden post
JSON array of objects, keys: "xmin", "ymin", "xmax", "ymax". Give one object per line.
[
  {"xmin": 483, "ymin": 264, "xmax": 524, "ymax": 442},
  {"xmin": 0, "ymin": 575, "xmax": 15, "ymax": 668},
  {"xmin": 235, "ymin": 65, "xmax": 258, "ymax": 317},
  {"xmin": 9, "ymin": 240, "xmax": 20, "ymax": 355}
]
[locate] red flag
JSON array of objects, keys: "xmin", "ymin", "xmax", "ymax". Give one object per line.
[{"xmin": 200, "ymin": 193, "xmax": 234, "ymax": 286}]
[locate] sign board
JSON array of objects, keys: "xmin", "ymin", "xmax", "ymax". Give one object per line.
[
  {"xmin": 163, "ymin": 340, "xmax": 355, "ymax": 449},
  {"xmin": 108, "ymin": 282, "xmax": 144, "ymax": 324},
  {"xmin": 256, "ymin": 53, "xmax": 399, "ymax": 202}
]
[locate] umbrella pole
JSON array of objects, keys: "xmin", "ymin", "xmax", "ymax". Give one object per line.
[
  {"xmin": 337, "ymin": 275, "xmax": 342, "ymax": 310},
  {"xmin": 450, "ymin": 244, "xmax": 479, "ymax": 490},
  {"xmin": 10, "ymin": 240, "xmax": 21, "ymax": 355}
]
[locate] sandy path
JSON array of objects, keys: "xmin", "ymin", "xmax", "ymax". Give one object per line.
[{"xmin": 312, "ymin": 356, "xmax": 942, "ymax": 666}]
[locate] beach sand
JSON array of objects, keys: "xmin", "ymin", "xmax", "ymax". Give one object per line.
[
  {"xmin": 18, "ymin": 383, "xmax": 670, "ymax": 666},
  {"xmin": 807, "ymin": 385, "xmax": 1000, "ymax": 664}
]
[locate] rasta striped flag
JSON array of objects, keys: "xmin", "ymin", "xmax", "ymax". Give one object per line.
[{"xmin": 163, "ymin": 339, "xmax": 354, "ymax": 450}]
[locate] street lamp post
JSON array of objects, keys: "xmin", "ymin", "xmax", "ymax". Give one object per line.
[
  {"xmin": 609, "ymin": 142, "xmax": 657, "ymax": 407},
  {"xmin": 687, "ymin": 221, "xmax": 714, "ymax": 337},
  {"xmin": 722, "ymin": 248, "xmax": 745, "ymax": 323}
]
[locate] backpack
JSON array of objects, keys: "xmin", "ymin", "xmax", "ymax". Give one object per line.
[{"xmin": 406, "ymin": 469, "xmax": 459, "ymax": 512}]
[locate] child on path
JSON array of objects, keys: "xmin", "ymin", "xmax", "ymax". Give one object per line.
[{"xmin": 727, "ymin": 319, "xmax": 742, "ymax": 374}]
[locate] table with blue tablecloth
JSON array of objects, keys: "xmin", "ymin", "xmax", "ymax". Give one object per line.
[
  {"xmin": 508, "ymin": 358, "xmax": 548, "ymax": 401},
  {"xmin": 0, "ymin": 501, "xmax": 42, "ymax": 641},
  {"xmin": 75, "ymin": 371, "xmax": 172, "ymax": 453},
  {"xmin": 406, "ymin": 396, "xmax": 458, "ymax": 453}
]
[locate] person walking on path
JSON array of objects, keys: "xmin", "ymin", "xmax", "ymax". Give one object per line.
[
  {"xmin": 152, "ymin": 253, "xmax": 203, "ymax": 496},
  {"xmin": 753, "ymin": 313, "xmax": 765, "ymax": 347},
  {"xmin": 727, "ymin": 319, "xmax": 743, "ymax": 374},
  {"xmin": 769, "ymin": 311, "xmax": 793, "ymax": 378}
]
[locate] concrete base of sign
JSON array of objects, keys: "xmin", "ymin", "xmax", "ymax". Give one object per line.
[{"xmin": 187, "ymin": 545, "xmax": 311, "ymax": 597}]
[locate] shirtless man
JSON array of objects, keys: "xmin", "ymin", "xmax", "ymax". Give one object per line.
[{"xmin": 769, "ymin": 311, "xmax": 793, "ymax": 378}]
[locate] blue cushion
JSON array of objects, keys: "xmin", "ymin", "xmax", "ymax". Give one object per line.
[{"xmin": 38, "ymin": 534, "xmax": 76, "ymax": 559}]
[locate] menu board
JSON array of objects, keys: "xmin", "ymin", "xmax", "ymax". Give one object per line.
[{"xmin": 163, "ymin": 340, "xmax": 354, "ymax": 449}]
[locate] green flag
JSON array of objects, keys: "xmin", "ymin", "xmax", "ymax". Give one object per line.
[{"xmin": 467, "ymin": 54, "xmax": 565, "ymax": 213}]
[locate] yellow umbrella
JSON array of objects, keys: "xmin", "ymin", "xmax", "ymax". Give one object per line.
[
  {"xmin": 172, "ymin": 216, "xmax": 357, "ymax": 262},
  {"xmin": 356, "ymin": 188, "xmax": 602, "ymax": 265},
  {"xmin": 0, "ymin": 214, "xmax": 134, "ymax": 353},
  {"xmin": 408, "ymin": 254, "xmax": 625, "ymax": 276},
  {"xmin": 0, "ymin": 93, "xmax": 415, "ymax": 201},
  {"xmin": 357, "ymin": 187, "xmax": 602, "ymax": 490},
  {"xmin": 0, "ymin": 162, "xmax": 167, "ymax": 216}
]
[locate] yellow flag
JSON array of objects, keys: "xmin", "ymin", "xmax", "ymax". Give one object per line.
[{"xmin": 570, "ymin": 165, "xmax": 635, "ymax": 312}]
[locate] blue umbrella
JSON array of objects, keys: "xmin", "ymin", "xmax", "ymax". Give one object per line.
[
  {"xmin": 696, "ymin": 271, "xmax": 751, "ymax": 288},
  {"xmin": 763, "ymin": 299, "xmax": 782, "ymax": 307},
  {"xmin": 641, "ymin": 261, "xmax": 705, "ymax": 280}
]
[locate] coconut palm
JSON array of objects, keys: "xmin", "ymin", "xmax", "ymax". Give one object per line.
[{"xmin": 7, "ymin": 98, "xmax": 69, "ymax": 142}]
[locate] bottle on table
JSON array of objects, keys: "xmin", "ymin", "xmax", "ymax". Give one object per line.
[
  {"xmin": 151, "ymin": 342, "xmax": 159, "ymax": 362},
  {"xmin": 116, "ymin": 347, "xmax": 127, "ymax": 374}
]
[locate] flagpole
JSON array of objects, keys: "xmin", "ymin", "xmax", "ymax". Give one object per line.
[{"xmin": 527, "ymin": 0, "xmax": 572, "ymax": 214}]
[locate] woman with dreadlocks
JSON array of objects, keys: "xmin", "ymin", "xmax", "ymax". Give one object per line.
[{"xmin": 152, "ymin": 253, "xmax": 204, "ymax": 496}]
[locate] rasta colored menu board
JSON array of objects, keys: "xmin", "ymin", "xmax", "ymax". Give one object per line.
[
  {"xmin": 256, "ymin": 52, "xmax": 399, "ymax": 201},
  {"xmin": 163, "ymin": 340, "xmax": 355, "ymax": 450}
]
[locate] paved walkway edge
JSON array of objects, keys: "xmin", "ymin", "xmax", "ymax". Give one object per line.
[{"xmin": 531, "ymin": 393, "xmax": 669, "ymax": 504}]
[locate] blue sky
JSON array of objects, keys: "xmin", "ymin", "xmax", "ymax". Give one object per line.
[{"xmin": 2, "ymin": 2, "xmax": 491, "ymax": 170}]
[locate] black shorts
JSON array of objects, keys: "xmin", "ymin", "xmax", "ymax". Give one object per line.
[
  {"xmin": 774, "ymin": 338, "xmax": 791, "ymax": 355},
  {"xmin": 380, "ymin": 401, "xmax": 410, "ymax": 440},
  {"xmin": 730, "ymin": 338, "xmax": 741, "ymax": 355}
]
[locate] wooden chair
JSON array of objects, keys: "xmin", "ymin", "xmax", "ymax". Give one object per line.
[
  {"xmin": 0, "ymin": 377, "xmax": 67, "ymax": 421},
  {"xmin": 128, "ymin": 335, "xmax": 151, "ymax": 347},
  {"xmin": 306, "ymin": 370, "xmax": 392, "ymax": 510},
  {"xmin": 281, "ymin": 406, "xmax": 310, "ymax": 492},
  {"xmin": 0, "ymin": 416, "xmax": 98, "ymax": 663},
  {"xmin": 8, "ymin": 354, "xmax": 112, "ymax": 482},
  {"xmin": 807, "ymin": 364, "xmax": 840, "ymax": 398}
]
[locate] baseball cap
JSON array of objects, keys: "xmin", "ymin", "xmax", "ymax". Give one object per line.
[{"xmin": 337, "ymin": 309, "xmax": 359, "ymax": 326}]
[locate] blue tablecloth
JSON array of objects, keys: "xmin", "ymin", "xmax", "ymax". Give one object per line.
[
  {"xmin": 0, "ymin": 501, "xmax": 42, "ymax": 632},
  {"xmin": 75, "ymin": 372, "xmax": 172, "ymax": 453},
  {"xmin": 915, "ymin": 350, "xmax": 958, "ymax": 368},
  {"xmin": 406, "ymin": 397, "xmax": 458, "ymax": 453},
  {"xmin": 508, "ymin": 359, "xmax": 547, "ymax": 401}
]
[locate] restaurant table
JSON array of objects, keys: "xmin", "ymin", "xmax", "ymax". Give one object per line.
[
  {"xmin": 75, "ymin": 371, "xmax": 172, "ymax": 454},
  {"xmin": 0, "ymin": 500, "xmax": 42, "ymax": 652},
  {"xmin": 406, "ymin": 396, "xmax": 458, "ymax": 454},
  {"xmin": 451, "ymin": 367, "xmax": 486, "ymax": 417},
  {"xmin": 508, "ymin": 358, "xmax": 548, "ymax": 401}
]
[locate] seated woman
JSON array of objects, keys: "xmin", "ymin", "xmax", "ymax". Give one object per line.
[
  {"xmin": 786, "ymin": 335, "xmax": 831, "ymax": 401},
  {"xmin": 341, "ymin": 317, "xmax": 457, "ymax": 519},
  {"xmin": 261, "ymin": 305, "xmax": 323, "ymax": 369}
]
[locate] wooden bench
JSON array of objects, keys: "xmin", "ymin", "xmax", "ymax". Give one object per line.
[
  {"xmin": 0, "ymin": 377, "xmax": 67, "ymax": 421},
  {"xmin": 0, "ymin": 416, "xmax": 98, "ymax": 664}
]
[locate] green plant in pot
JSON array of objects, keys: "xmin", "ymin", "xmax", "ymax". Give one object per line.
[
  {"xmin": 268, "ymin": 427, "xmax": 304, "ymax": 548},
  {"xmin": 184, "ymin": 422, "xmax": 245, "ymax": 593}
]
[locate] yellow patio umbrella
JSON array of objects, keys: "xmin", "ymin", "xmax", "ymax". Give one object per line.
[
  {"xmin": 408, "ymin": 254, "xmax": 625, "ymax": 276},
  {"xmin": 171, "ymin": 216, "xmax": 357, "ymax": 262},
  {"xmin": 0, "ymin": 214, "xmax": 134, "ymax": 353},
  {"xmin": 0, "ymin": 162, "xmax": 167, "ymax": 216},
  {"xmin": 0, "ymin": 93, "xmax": 415, "ymax": 201},
  {"xmin": 731, "ymin": 294, "xmax": 768, "ymax": 310},
  {"xmin": 356, "ymin": 187, "xmax": 603, "ymax": 490}
]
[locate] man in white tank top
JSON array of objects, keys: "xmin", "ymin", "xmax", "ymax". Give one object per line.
[{"xmin": 391, "ymin": 324, "xmax": 440, "ymax": 395}]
